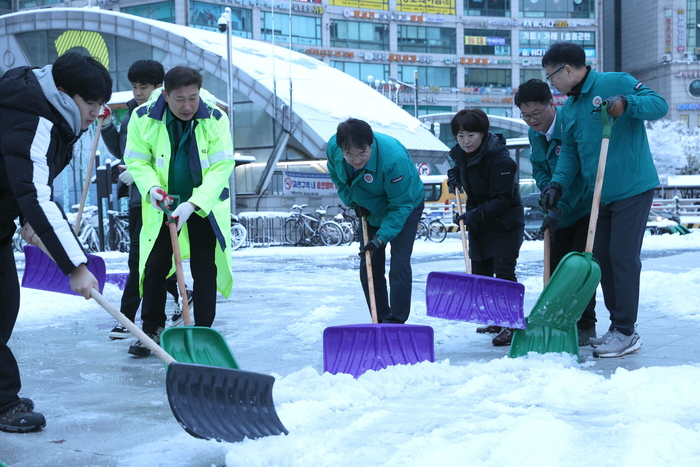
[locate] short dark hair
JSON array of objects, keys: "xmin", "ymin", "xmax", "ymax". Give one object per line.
[
  {"xmin": 336, "ymin": 118, "xmax": 374, "ymax": 151},
  {"xmin": 514, "ymin": 79, "xmax": 553, "ymax": 107},
  {"xmin": 542, "ymin": 42, "xmax": 586, "ymax": 69},
  {"xmin": 128, "ymin": 60, "xmax": 164, "ymax": 86},
  {"xmin": 164, "ymin": 66, "xmax": 203, "ymax": 93},
  {"xmin": 450, "ymin": 109, "xmax": 489, "ymax": 137},
  {"xmin": 52, "ymin": 52, "xmax": 112, "ymax": 103}
]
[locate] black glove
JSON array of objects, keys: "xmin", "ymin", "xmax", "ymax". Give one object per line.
[
  {"xmin": 453, "ymin": 208, "xmax": 477, "ymax": 227},
  {"xmin": 446, "ymin": 168, "xmax": 462, "ymax": 193},
  {"xmin": 605, "ymin": 94, "xmax": 627, "ymax": 117},
  {"xmin": 359, "ymin": 237, "xmax": 383, "ymax": 258},
  {"xmin": 540, "ymin": 182, "xmax": 563, "ymax": 213},
  {"xmin": 540, "ymin": 210, "xmax": 562, "ymax": 241},
  {"xmin": 353, "ymin": 205, "xmax": 369, "ymax": 218}
]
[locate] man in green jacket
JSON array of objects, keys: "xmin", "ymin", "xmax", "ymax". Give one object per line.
[
  {"xmin": 541, "ymin": 42, "xmax": 668, "ymax": 358},
  {"xmin": 124, "ymin": 66, "xmax": 234, "ymax": 357},
  {"xmin": 327, "ymin": 118, "xmax": 424, "ymax": 324},
  {"xmin": 515, "ymin": 79, "xmax": 597, "ymax": 345}
]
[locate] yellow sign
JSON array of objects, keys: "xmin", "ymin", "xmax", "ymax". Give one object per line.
[
  {"xmin": 55, "ymin": 31, "xmax": 109, "ymax": 69},
  {"xmin": 464, "ymin": 36, "xmax": 487, "ymax": 46},
  {"xmin": 397, "ymin": 0, "xmax": 455, "ymax": 15},
  {"xmin": 330, "ymin": 0, "xmax": 389, "ymax": 10}
]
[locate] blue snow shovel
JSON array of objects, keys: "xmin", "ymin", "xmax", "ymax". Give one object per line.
[{"xmin": 509, "ymin": 101, "xmax": 616, "ymax": 358}]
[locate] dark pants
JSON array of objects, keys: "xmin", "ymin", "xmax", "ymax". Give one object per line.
[
  {"xmin": 550, "ymin": 214, "xmax": 597, "ymax": 330},
  {"xmin": 471, "ymin": 256, "xmax": 518, "ymax": 282},
  {"xmin": 359, "ymin": 203, "xmax": 423, "ymax": 324},
  {"xmin": 593, "ymin": 189, "xmax": 654, "ymax": 337},
  {"xmin": 0, "ymin": 240, "xmax": 21, "ymax": 408},
  {"xmin": 120, "ymin": 204, "xmax": 180, "ymax": 322},
  {"xmin": 140, "ymin": 213, "xmax": 217, "ymax": 333}
]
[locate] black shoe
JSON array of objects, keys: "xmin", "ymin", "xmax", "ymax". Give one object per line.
[
  {"xmin": 0, "ymin": 398, "xmax": 46, "ymax": 433},
  {"xmin": 578, "ymin": 326, "xmax": 597, "ymax": 346},
  {"xmin": 108, "ymin": 323, "xmax": 131, "ymax": 340},
  {"xmin": 492, "ymin": 328, "xmax": 514, "ymax": 346},
  {"xmin": 477, "ymin": 325, "xmax": 502, "ymax": 334},
  {"xmin": 128, "ymin": 327, "xmax": 164, "ymax": 357}
]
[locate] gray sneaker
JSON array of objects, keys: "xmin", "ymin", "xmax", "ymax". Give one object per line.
[
  {"xmin": 589, "ymin": 330, "xmax": 615, "ymax": 348},
  {"xmin": 592, "ymin": 331, "xmax": 642, "ymax": 358}
]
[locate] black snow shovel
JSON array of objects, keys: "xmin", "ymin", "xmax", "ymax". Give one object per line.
[
  {"xmin": 425, "ymin": 188, "xmax": 526, "ymax": 329},
  {"xmin": 30, "ymin": 235, "xmax": 288, "ymax": 443},
  {"xmin": 509, "ymin": 101, "xmax": 616, "ymax": 358}
]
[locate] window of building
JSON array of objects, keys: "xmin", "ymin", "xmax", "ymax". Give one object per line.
[
  {"xmin": 330, "ymin": 20, "xmax": 389, "ymax": 50},
  {"xmin": 689, "ymin": 80, "xmax": 700, "ymax": 98},
  {"xmin": 398, "ymin": 25, "xmax": 456, "ymax": 55},
  {"xmin": 190, "ymin": 2, "xmax": 252, "ymax": 38},
  {"xmin": 122, "ymin": 1, "xmax": 176, "ymax": 23},
  {"xmin": 520, "ymin": 0, "xmax": 595, "ymax": 19},
  {"xmin": 520, "ymin": 68, "xmax": 545, "ymax": 83},
  {"xmin": 399, "ymin": 65, "xmax": 456, "ymax": 88},
  {"xmin": 464, "ymin": 0, "xmax": 509, "ymax": 17},
  {"xmin": 680, "ymin": 115, "xmax": 689, "ymax": 126},
  {"xmin": 260, "ymin": 12, "xmax": 321, "ymax": 46},
  {"xmin": 465, "ymin": 68, "xmax": 511, "ymax": 89},
  {"xmin": 331, "ymin": 61, "xmax": 390, "ymax": 84},
  {"xmin": 464, "ymin": 29, "xmax": 511, "ymax": 56},
  {"xmin": 18, "ymin": 0, "xmax": 61, "ymax": 8},
  {"xmin": 519, "ymin": 30, "xmax": 595, "ymax": 57}
]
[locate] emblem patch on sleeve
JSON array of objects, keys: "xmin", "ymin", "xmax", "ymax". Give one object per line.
[
  {"xmin": 391, "ymin": 175, "xmax": 404, "ymax": 183},
  {"xmin": 634, "ymin": 82, "xmax": 643, "ymax": 90}
]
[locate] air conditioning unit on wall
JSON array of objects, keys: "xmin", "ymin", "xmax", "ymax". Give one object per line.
[{"xmin": 662, "ymin": 54, "xmax": 672, "ymax": 63}]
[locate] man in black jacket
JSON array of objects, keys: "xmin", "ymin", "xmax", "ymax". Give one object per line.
[
  {"xmin": 0, "ymin": 52, "xmax": 112, "ymax": 432},
  {"xmin": 100, "ymin": 60, "xmax": 191, "ymax": 341}
]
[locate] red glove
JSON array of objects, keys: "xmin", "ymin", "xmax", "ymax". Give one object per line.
[{"xmin": 99, "ymin": 105, "xmax": 112, "ymax": 128}]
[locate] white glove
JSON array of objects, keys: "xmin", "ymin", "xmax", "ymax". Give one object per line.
[
  {"xmin": 149, "ymin": 187, "xmax": 173, "ymax": 211},
  {"xmin": 170, "ymin": 202, "xmax": 196, "ymax": 231},
  {"xmin": 118, "ymin": 170, "xmax": 134, "ymax": 186}
]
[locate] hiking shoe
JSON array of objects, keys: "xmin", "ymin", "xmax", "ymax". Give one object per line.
[
  {"xmin": 128, "ymin": 327, "xmax": 164, "ymax": 358},
  {"xmin": 592, "ymin": 331, "xmax": 642, "ymax": 358},
  {"xmin": 589, "ymin": 330, "xmax": 615, "ymax": 348},
  {"xmin": 578, "ymin": 326, "xmax": 597, "ymax": 346},
  {"xmin": 0, "ymin": 398, "xmax": 46, "ymax": 433},
  {"xmin": 108, "ymin": 323, "xmax": 131, "ymax": 340}
]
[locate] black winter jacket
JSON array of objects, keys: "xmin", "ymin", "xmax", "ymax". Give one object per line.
[
  {"xmin": 448, "ymin": 132, "xmax": 524, "ymax": 262},
  {"xmin": 0, "ymin": 65, "xmax": 88, "ymax": 275}
]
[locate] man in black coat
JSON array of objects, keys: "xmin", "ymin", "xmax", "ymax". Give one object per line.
[{"xmin": 0, "ymin": 52, "xmax": 112, "ymax": 432}]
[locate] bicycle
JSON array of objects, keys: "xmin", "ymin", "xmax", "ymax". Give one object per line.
[
  {"xmin": 231, "ymin": 215, "xmax": 247, "ymax": 251},
  {"xmin": 415, "ymin": 212, "xmax": 447, "ymax": 243},
  {"xmin": 106, "ymin": 210, "xmax": 130, "ymax": 252},
  {"xmin": 335, "ymin": 204, "xmax": 360, "ymax": 245},
  {"xmin": 284, "ymin": 204, "xmax": 344, "ymax": 246}
]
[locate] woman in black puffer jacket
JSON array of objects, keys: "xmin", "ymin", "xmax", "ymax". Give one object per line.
[{"xmin": 447, "ymin": 108, "xmax": 525, "ymax": 346}]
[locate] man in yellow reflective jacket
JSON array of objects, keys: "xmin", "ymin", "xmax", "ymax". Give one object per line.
[{"xmin": 124, "ymin": 66, "xmax": 234, "ymax": 357}]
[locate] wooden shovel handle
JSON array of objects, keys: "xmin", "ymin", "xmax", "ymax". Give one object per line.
[
  {"xmin": 454, "ymin": 188, "xmax": 471, "ymax": 274},
  {"xmin": 167, "ymin": 220, "xmax": 191, "ymax": 326},
  {"xmin": 74, "ymin": 117, "xmax": 104, "ymax": 235},
  {"xmin": 361, "ymin": 216, "xmax": 379, "ymax": 324}
]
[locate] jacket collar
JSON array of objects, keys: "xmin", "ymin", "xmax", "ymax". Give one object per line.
[{"xmin": 146, "ymin": 91, "xmax": 212, "ymax": 121}]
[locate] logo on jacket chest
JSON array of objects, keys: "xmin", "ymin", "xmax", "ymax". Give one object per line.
[
  {"xmin": 364, "ymin": 174, "xmax": 374, "ymax": 183},
  {"xmin": 592, "ymin": 96, "xmax": 603, "ymax": 108},
  {"xmin": 555, "ymin": 145, "xmax": 561, "ymax": 155}
]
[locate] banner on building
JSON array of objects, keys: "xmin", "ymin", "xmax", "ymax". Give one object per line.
[{"xmin": 283, "ymin": 171, "xmax": 337, "ymax": 196}]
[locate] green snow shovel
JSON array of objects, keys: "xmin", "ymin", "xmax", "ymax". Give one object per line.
[
  {"xmin": 510, "ymin": 101, "xmax": 616, "ymax": 358},
  {"xmin": 158, "ymin": 199, "xmax": 240, "ymax": 369}
]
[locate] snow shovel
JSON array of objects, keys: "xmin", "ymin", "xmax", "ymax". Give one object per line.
[
  {"xmin": 157, "ymin": 200, "xmax": 240, "ymax": 370},
  {"xmin": 509, "ymin": 102, "xmax": 616, "ymax": 358},
  {"xmin": 323, "ymin": 216, "xmax": 434, "ymax": 378},
  {"xmin": 425, "ymin": 188, "xmax": 526, "ymax": 329},
  {"xmin": 22, "ymin": 244, "xmax": 107, "ymax": 295},
  {"xmin": 30, "ymin": 234, "xmax": 287, "ymax": 443}
]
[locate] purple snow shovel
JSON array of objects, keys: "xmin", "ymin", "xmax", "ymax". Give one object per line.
[
  {"xmin": 22, "ymin": 244, "xmax": 106, "ymax": 295},
  {"xmin": 323, "ymin": 216, "xmax": 434, "ymax": 378},
  {"xmin": 425, "ymin": 188, "xmax": 526, "ymax": 329},
  {"xmin": 323, "ymin": 217, "xmax": 435, "ymax": 378}
]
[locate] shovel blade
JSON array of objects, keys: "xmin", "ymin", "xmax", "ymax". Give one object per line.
[
  {"xmin": 509, "ymin": 324, "xmax": 580, "ymax": 358},
  {"xmin": 160, "ymin": 327, "xmax": 239, "ymax": 369},
  {"xmin": 21, "ymin": 245, "xmax": 106, "ymax": 295},
  {"xmin": 166, "ymin": 362, "xmax": 288, "ymax": 443},
  {"xmin": 426, "ymin": 271, "xmax": 525, "ymax": 329},
  {"xmin": 526, "ymin": 251, "xmax": 601, "ymax": 331},
  {"xmin": 323, "ymin": 324, "xmax": 434, "ymax": 378}
]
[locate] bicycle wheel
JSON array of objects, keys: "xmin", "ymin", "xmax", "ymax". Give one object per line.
[
  {"xmin": 319, "ymin": 221, "xmax": 343, "ymax": 246},
  {"xmin": 428, "ymin": 219, "xmax": 447, "ymax": 243},
  {"xmin": 415, "ymin": 221, "xmax": 429, "ymax": 241},
  {"xmin": 284, "ymin": 218, "xmax": 304, "ymax": 245},
  {"xmin": 231, "ymin": 224, "xmax": 247, "ymax": 251},
  {"xmin": 340, "ymin": 222, "xmax": 355, "ymax": 245}
]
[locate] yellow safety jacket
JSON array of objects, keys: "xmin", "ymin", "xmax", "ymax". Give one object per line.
[{"xmin": 124, "ymin": 88, "xmax": 234, "ymax": 297}]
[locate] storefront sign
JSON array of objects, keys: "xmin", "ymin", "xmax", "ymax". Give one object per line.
[
  {"xmin": 283, "ymin": 172, "xmax": 336, "ymax": 196},
  {"xmin": 303, "ymin": 48, "xmax": 355, "ymax": 57},
  {"xmin": 678, "ymin": 9, "xmax": 686, "ymax": 52},
  {"xmin": 665, "ymin": 9, "xmax": 672, "ymax": 54},
  {"xmin": 675, "ymin": 71, "xmax": 700, "ymax": 78},
  {"xmin": 363, "ymin": 52, "xmax": 433, "ymax": 63},
  {"xmin": 678, "ymin": 103, "xmax": 700, "ymax": 110}
]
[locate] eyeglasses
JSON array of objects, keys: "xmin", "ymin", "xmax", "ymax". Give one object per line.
[
  {"xmin": 343, "ymin": 146, "xmax": 371, "ymax": 161},
  {"xmin": 545, "ymin": 64, "xmax": 566, "ymax": 82},
  {"xmin": 520, "ymin": 105, "xmax": 548, "ymax": 122}
]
